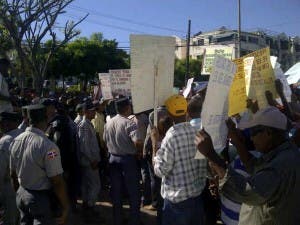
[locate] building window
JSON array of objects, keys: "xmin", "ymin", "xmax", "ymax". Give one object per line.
[
  {"xmin": 248, "ymin": 36, "xmax": 259, "ymax": 44},
  {"xmin": 197, "ymin": 39, "xmax": 204, "ymax": 46},
  {"xmin": 295, "ymin": 44, "xmax": 300, "ymax": 52}
]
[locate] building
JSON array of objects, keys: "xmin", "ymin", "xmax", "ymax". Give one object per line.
[{"xmin": 175, "ymin": 27, "xmax": 300, "ymax": 72}]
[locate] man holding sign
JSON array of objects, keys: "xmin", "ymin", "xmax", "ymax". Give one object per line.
[{"xmin": 153, "ymin": 95, "xmax": 207, "ymax": 225}]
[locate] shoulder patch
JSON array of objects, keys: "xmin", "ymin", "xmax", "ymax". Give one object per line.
[{"xmin": 47, "ymin": 149, "xmax": 58, "ymax": 159}]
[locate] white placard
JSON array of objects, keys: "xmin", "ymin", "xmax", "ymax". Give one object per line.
[
  {"xmin": 200, "ymin": 56, "xmax": 236, "ymax": 151},
  {"xmin": 109, "ymin": 69, "xmax": 131, "ymax": 97},
  {"xmin": 98, "ymin": 73, "xmax": 113, "ymax": 100},
  {"xmin": 130, "ymin": 35, "xmax": 175, "ymax": 113},
  {"xmin": 274, "ymin": 62, "xmax": 292, "ymax": 102},
  {"xmin": 183, "ymin": 77, "xmax": 194, "ymax": 98}
]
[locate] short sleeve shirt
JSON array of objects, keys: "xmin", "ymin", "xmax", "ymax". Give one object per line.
[
  {"xmin": 10, "ymin": 127, "xmax": 63, "ymax": 190},
  {"xmin": 103, "ymin": 114, "xmax": 139, "ymax": 155}
]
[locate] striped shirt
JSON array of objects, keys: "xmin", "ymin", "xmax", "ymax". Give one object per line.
[
  {"xmin": 78, "ymin": 116, "xmax": 101, "ymax": 166},
  {"xmin": 221, "ymin": 151, "xmax": 260, "ymax": 225},
  {"xmin": 154, "ymin": 122, "xmax": 207, "ymax": 203}
]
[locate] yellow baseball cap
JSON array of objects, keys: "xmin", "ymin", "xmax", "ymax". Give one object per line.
[{"xmin": 165, "ymin": 95, "xmax": 187, "ymax": 116}]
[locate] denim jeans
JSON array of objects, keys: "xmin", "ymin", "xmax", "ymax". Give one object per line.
[{"xmin": 162, "ymin": 194, "xmax": 205, "ymax": 225}]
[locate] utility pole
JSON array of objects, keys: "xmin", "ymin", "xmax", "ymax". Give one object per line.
[
  {"xmin": 185, "ymin": 19, "xmax": 191, "ymax": 84},
  {"xmin": 237, "ymin": 0, "xmax": 241, "ymax": 58}
]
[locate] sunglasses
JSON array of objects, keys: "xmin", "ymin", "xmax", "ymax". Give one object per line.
[{"xmin": 250, "ymin": 126, "xmax": 266, "ymax": 137}]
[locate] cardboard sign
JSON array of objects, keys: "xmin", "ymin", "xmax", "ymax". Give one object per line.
[
  {"xmin": 202, "ymin": 46, "xmax": 234, "ymax": 74},
  {"xmin": 228, "ymin": 47, "xmax": 276, "ymax": 116},
  {"xmin": 98, "ymin": 73, "xmax": 113, "ymax": 100},
  {"xmin": 130, "ymin": 35, "xmax": 175, "ymax": 113},
  {"xmin": 109, "ymin": 69, "xmax": 131, "ymax": 97},
  {"xmin": 201, "ymin": 56, "xmax": 236, "ymax": 151}
]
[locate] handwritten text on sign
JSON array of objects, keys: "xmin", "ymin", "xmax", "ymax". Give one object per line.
[{"xmin": 201, "ymin": 56, "xmax": 236, "ymax": 151}]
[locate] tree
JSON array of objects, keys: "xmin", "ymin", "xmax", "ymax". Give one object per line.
[
  {"xmin": 0, "ymin": 0, "xmax": 87, "ymax": 93},
  {"xmin": 174, "ymin": 57, "xmax": 203, "ymax": 87},
  {"xmin": 0, "ymin": 24, "xmax": 13, "ymax": 56},
  {"xmin": 47, "ymin": 33, "xmax": 129, "ymax": 91}
]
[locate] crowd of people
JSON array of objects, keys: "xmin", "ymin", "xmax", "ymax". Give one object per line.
[{"xmin": 1, "ymin": 54, "xmax": 300, "ymax": 225}]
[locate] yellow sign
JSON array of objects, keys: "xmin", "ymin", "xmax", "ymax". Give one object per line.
[{"xmin": 228, "ymin": 47, "xmax": 276, "ymax": 116}]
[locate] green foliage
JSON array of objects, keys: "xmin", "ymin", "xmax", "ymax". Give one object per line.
[
  {"xmin": 174, "ymin": 57, "xmax": 203, "ymax": 87},
  {"xmin": 0, "ymin": 24, "xmax": 13, "ymax": 55},
  {"xmin": 47, "ymin": 32, "xmax": 129, "ymax": 81}
]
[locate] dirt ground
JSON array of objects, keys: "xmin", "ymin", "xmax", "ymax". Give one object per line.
[{"xmin": 68, "ymin": 191, "xmax": 156, "ymax": 225}]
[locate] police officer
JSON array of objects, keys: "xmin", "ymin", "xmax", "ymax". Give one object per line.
[
  {"xmin": 78, "ymin": 101, "xmax": 101, "ymax": 217},
  {"xmin": 0, "ymin": 112, "xmax": 22, "ymax": 225},
  {"xmin": 10, "ymin": 105, "xmax": 69, "ymax": 225},
  {"xmin": 103, "ymin": 98, "xmax": 143, "ymax": 225}
]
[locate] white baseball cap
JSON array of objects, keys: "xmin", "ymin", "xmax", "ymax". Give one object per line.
[{"xmin": 238, "ymin": 106, "xmax": 287, "ymax": 130}]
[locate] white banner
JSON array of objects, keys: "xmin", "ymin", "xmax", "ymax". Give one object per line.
[
  {"xmin": 130, "ymin": 35, "xmax": 175, "ymax": 113},
  {"xmin": 98, "ymin": 73, "xmax": 113, "ymax": 100},
  {"xmin": 183, "ymin": 77, "xmax": 194, "ymax": 98},
  {"xmin": 274, "ymin": 62, "xmax": 292, "ymax": 102},
  {"xmin": 201, "ymin": 56, "xmax": 236, "ymax": 151},
  {"xmin": 109, "ymin": 69, "xmax": 131, "ymax": 97}
]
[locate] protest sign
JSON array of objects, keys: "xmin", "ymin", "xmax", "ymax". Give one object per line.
[
  {"xmin": 228, "ymin": 57, "xmax": 247, "ymax": 116},
  {"xmin": 271, "ymin": 58, "xmax": 292, "ymax": 102},
  {"xmin": 130, "ymin": 35, "xmax": 175, "ymax": 114},
  {"xmin": 109, "ymin": 69, "xmax": 131, "ymax": 97},
  {"xmin": 228, "ymin": 47, "xmax": 276, "ymax": 116},
  {"xmin": 200, "ymin": 56, "xmax": 236, "ymax": 152},
  {"xmin": 98, "ymin": 73, "xmax": 113, "ymax": 100},
  {"xmin": 183, "ymin": 77, "xmax": 194, "ymax": 98},
  {"xmin": 202, "ymin": 46, "xmax": 234, "ymax": 74}
]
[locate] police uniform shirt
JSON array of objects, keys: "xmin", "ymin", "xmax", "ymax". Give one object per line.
[
  {"xmin": 0, "ymin": 129, "xmax": 23, "ymax": 189},
  {"xmin": 10, "ymin": 127, "xmax": 63, "ymax": 190},
  {"xmin": 103, "ymin": 114, "xmax": 139, "ymax": 155}
]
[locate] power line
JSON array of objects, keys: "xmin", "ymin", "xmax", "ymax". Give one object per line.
[
  {"xmin": 68, "ymin": 5, "xmax": 186, "ymax": 34},
  {"xmin": 65, "ymin": 14, "xmax": 147, "ymax": 34}
]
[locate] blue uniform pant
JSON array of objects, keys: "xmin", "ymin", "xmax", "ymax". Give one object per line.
[
  {"xmin": 0, "ymin": 182, "xmax": 19, "ymax": 225},
  {"xmin": 16, "ymin": 186, "xmax": 56, "ymax": 225},
  {"xmin": 162, "ymin": 195, "xmax": 205, "ymax": 225},
  {"xmin": 109, "ymin": 154, "xmax": 141, "ymax": 225}
]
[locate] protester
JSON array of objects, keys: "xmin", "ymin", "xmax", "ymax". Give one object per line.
[
  {"xmin": 74, "ymin": 103, "xmax": 84, "ymax": 125},
  {"xmin": 45, "ymin": 101, "xmax": 80, "ymax": 213},
  {"xmin": 153, "ymin": 94, "xmax": 207, "ymax": 225},
  {"xmin": 195, "ymin": 106, "xmax": 300, "ymax": 225},
  {"xmin": 78, "ymin": 101, "xmax": 101, "ymax": 219},
  {"xmin": 150, "ymin": 113, "xmax": 173, "ymax": 225}
]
